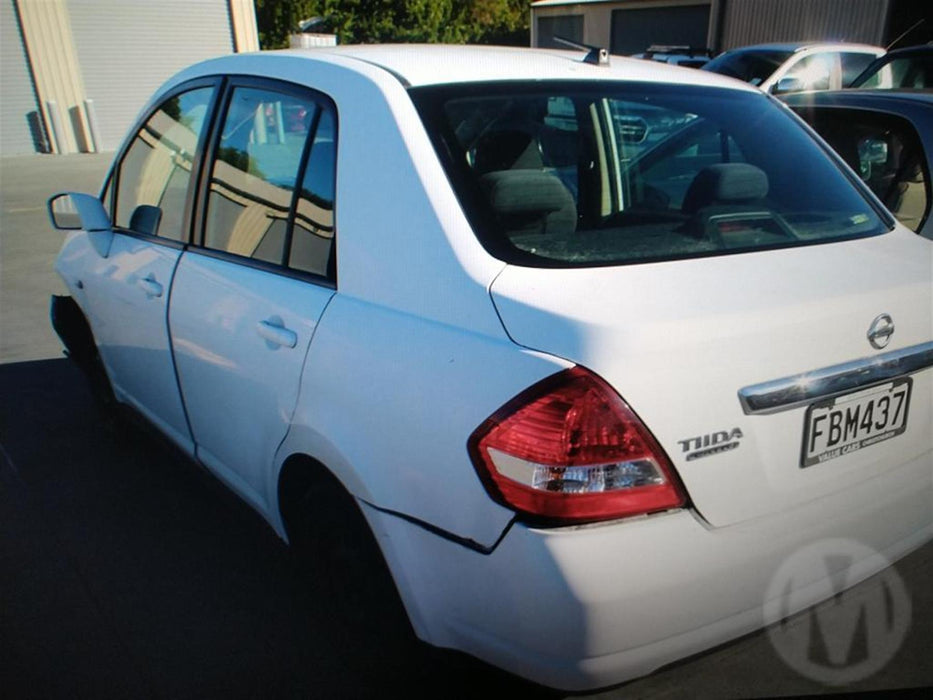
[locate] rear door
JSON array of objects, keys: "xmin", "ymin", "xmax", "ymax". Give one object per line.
[
  {"xmin": 82, "ymin": 81, "xmax": 217, "ymax": 450},
  {"xmin": 169, "ymin": 80, "xmax": 337, "ymax": 511}
]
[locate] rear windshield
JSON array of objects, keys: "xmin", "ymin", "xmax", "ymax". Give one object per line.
[{"xmin": 412, "ymin": 82, "xmax": 889, "ymax": 267}]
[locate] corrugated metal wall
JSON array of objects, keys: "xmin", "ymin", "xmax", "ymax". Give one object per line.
[
  {"xmin": 719, "ymin": 0, "xmax": 890, "ymax": 49},
  {"xmin": 0, "ymin": 1, "xmax": 41, "ymax": 154},
  {"xmin": 611, "ymin": 4, "xmax": 712, "ymax": 54},
  {"xmin": 68, "ymin": 0, "xmax": 235, "ymax": 151}
]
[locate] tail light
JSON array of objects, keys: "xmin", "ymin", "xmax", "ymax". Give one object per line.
[{"xmin": 468, "ymin": 366, "xmax": 686, "ymax": 524}]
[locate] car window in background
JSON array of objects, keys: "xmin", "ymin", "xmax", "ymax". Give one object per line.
[
  {"xmin": 702, "ymin": 49, "xmax": 793, "ymax": 85},
  {"xmin": 780, "ymin": 53, "xmax": 834, "ymax": 92},
  {"xmin": 852, "ymin": 54, "xmax": 933, "ymax": 88},
  {"xmin": 840, "ymin": 52, "xmax": 878, "ymax": 86},
  {"xmin": 798, "ymin": 107, "xmax": 930, "ymax": 234},
  {"xmin": 114, "ymin": 86, "xmax": 214, "ymax": 240},
  {"xmin": 415, "ymin": 84, "xmax": 888, "ymax": 267},
  {"xmin": 203, "ymin": 86, "xmax": 317, "ymax": 265}
]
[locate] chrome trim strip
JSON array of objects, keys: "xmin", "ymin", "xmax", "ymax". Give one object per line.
[{"xmin": 739, "ymin": 342, "xmax": 933, "ymax": 415}]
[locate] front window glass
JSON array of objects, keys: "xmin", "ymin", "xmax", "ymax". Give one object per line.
[
  {"xmin": 115, "ymin": 86, "xmax": 214, "ymax": 240},
  {"xmin": 414, "ymin": 83, "xmax": 888, "ymax": 267}
]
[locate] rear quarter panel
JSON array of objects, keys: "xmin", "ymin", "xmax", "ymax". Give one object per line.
[{"xmin": 274, "ymin": 295, "xmax": 570, "ymax": 547}]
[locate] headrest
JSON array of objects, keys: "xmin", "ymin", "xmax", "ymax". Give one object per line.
[
  {"xmin": 480, "ymin": 170, "xmax": 569, "ymax": 213},
  {"xmin": 480, "ymin": 170, "xmax": 576, "ymax": 236},
  {"xmin": 473, "ymin": 130, "xmax": 543, "ymax": 173},
  {"xmin": 129, "ymin": 204, "xmax": 162, "ymax": 236},
  {"xmin": 682, "ymin": 163, "xmax": 769, "ymax": 214}
]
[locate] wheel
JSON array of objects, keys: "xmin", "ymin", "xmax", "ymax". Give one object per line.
[
  {"xmin": 51, "ymin": 296, "xmax": 118, "ymax": 417},
  {"xmin": 280, "ymin": 463, "xmax": 413, "ymax": 636}
]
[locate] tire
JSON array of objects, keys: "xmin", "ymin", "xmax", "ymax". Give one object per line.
[
  {"xmin": 51, "ymin": 296, "xmax": 118, "ymax": 418},
  {"xmin": 281, "ymin": 464, "xmax": 413, "ymax": 637}
]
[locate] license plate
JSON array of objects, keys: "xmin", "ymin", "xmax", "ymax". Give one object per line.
[{"xmin": 801, "ymin": 378, "xmax": 912, "ymax": 468}]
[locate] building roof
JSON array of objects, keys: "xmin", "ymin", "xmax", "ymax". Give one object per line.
[{"xmin": 531, "ymin": 0, "xmax": 614, "ymax": 6}]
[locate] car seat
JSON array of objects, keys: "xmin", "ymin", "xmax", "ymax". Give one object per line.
[{"xmin": 473, "ymin": 129, "xmax": 577, "ymax": 237}]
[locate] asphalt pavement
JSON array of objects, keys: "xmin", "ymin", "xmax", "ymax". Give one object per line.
[{"xmin": 1, "ymin": 154, "xmax": 931, "ymax": 699}]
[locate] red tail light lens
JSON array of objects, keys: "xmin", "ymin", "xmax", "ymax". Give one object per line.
[{"xmin": 468, "ymin": 366, "xmax": 685, "ymax": 523}]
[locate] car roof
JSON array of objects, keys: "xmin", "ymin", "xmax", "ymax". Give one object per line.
[
  {"xmin": 721, "ymin": 42, "xmax": 883, "ymax": 54},
  {"xmin": 226, "ymin": 44, "xmax": 756, "ymax": 91}
]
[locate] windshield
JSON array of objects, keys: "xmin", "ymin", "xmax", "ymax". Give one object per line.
[
  {"xmin": 702, "ymin": 50, "xmax": 793, "ymax": 85},
  {"xmin": 412, "ymin": 82, "xmax": 889, "ymax": 268}
]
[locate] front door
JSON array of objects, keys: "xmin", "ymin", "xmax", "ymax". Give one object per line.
[{"xmin": 84, "ymin": 82, "xmax": 217, "ymax": 451}]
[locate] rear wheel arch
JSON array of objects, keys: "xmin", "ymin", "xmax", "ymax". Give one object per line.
[
  {"xmin": 276, "ymin": 452, "xmax": 414, "ymax": 634},
  {"xmin": 277, "ymin": 453, "xmax": 332, "ymax": 542}
]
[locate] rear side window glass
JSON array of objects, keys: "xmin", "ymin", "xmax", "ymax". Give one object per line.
[
  {"xmin": 203, "ymin": 86, "xmax": 317, "ymax": 263},
  {"xmin": 115, "ymin": 86, "xmax": 214, "ymax": 240},
  {"xmin": 413, "ymin": 82, "xmax": 888, "ymax": 267},
  {"xmin": 289, "ymin": 107, "xmax": 336, "ymax": 277}
]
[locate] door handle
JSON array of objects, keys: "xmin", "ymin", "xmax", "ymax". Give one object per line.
[
  {"xmin": 138, "ymin": 275, "xmax": 163, "ymax": 298},
  {"xmin": 257, "ymin": 318, "xmax": 297, "ymax": 349}
]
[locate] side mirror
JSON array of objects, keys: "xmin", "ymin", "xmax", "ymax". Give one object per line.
[
  {"xmin": 48, "ymin": 193, "xmax": 114, "ymax": 257},
  {"xmin": 858, "ymin": 137, "xmax": 889, "ymax": 179},
  {"xmin": 772, "ymin": 76, "xmax": 805, "ymax": 94},
  {"xmin": 48, "ymin": 193, "xmax": 111, "ymax": 231}
]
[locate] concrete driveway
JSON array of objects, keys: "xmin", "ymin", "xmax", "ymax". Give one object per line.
[
  {"xmin": 1, "ymin": 152, "xmax": 112, "ymax": 363},
  {"xmin": 1, "ymin": 154, "xmax": 931, "ymax": 698}
]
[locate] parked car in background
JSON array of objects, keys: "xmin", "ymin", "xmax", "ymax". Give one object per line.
[
  {"xmin": 849, "ymin": 43, "xmax": 933, "ymax": 88},
  {"xmin": 631, "ymin": 44, "xmax": 712, "ymax": 68},
  {"xmin": 47, "ymin": 45, "xmax": 933, "ymax": 691},
  {"xmin": 703, "ymin": 42, "xmax": 885, "ymax": 93},
  {"xmin": 783, "ymin": 89, "xmax": 933, "ymax": 238}
]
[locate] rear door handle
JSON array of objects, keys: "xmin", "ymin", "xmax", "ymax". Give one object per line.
[
  {"xmin": 138, "ymin": 275, "xmax": 163, "ymax": 298},
  {"xmin": 257, "ymin": 318, "xmax": 297, "ymax": 349}
]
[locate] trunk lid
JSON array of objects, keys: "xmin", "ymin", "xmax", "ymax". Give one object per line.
[{"xmin": 490, "ymin": 228, "xmax": 933, "ymax": 527}]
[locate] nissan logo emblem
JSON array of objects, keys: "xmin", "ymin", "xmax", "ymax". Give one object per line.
[{"xmin": 867, "ymin": 314, "xmax": 895, "ymax": 350}]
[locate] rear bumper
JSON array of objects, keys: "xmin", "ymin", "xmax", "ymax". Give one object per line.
[{"xmin": 365, "ymin": 450, "xmax": 933, "ymax": 691}]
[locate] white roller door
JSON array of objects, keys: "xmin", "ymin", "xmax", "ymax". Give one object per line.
[
  {"xmin": 1, "ymin": 1, "xmax": 43, "ymax": 154},
  {"xmin": 69, "ymin": 0, "xmax": 235, "ymax": 151}
]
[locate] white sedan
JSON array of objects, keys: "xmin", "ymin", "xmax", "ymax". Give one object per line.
[{"xmin": 48, "ymin": 45, "xmax": 933, "ymax": 691}]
